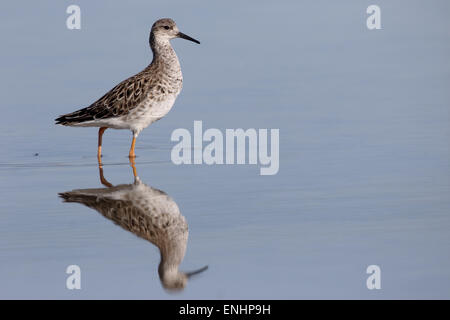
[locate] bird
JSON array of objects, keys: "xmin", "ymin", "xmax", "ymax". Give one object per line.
[
  {"xmin": 59, "ymin": 161, "xmax": 208, "ymax": 291},
  {"xmin": 55, "ymin": 18, "xmax": 200, "ymax": 161}
]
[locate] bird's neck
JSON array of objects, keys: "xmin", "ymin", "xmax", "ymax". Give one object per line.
[
  {"xmin": 150, "ymin": 34, "xmax": 181, "ymax": 73},
  {"xmin": 158, "ymin": 236, "xmax": 187, "ymax": 267}
]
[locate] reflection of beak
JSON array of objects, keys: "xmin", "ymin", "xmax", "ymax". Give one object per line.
[
  {"xmin": 177, "ymin": 32, "xmax": 200, "ymax": 44},
  {"xmin": 186, "ymin": 265, "xmax": 208, "ymax": 278}
]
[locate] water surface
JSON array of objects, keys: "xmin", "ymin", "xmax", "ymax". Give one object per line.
[{"xmin": 0, "ymin": 0, "xmax": 449, "ymax": 299}]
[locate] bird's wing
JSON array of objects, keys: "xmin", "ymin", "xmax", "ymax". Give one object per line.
[
  {"xmin": 59, "ymin": 186, "xmax": 187, "ymax": 244},
  {"xmin": 56, "ymin": 70, "xmax": 161, "ymax": 124}
]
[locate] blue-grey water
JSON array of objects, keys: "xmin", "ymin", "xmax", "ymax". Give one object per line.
[{"xmin": 0, "ymin": 0, "xmax": 449, "ymax": 299}]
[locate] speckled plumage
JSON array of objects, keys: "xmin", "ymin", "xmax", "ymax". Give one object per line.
[
  {"xmin": 55, "ymin": 19, "xmax": 199, "ymax": 157},
  {"xmin": 59, "ymin": 172, "xmax": 206, "ymax": 291}
]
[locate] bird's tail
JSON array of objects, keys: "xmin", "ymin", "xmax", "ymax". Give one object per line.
[{"xmin": 55, "ymin": 107, "xmax": 93, "ymax": 125}]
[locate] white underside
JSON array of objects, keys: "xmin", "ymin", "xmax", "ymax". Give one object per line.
[{"xmin": 67, "ymin": 94, "xmax": 178, "ymax": 136}]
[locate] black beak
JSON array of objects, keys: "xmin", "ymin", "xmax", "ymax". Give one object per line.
[
  {"xmin": 185, "ymin": 265, "xmax": 208, "ymax": 278},
  {"xmin": 178, "ymin": 32, "xmax": 200, "ymax": 44}
]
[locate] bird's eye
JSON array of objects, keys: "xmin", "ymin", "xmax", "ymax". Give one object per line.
[{"xmin": 164, "ymin": 26, "xmax": 170, "ymax": 30}]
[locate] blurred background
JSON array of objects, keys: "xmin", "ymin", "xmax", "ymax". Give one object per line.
[{"xmin": 0, "ymin": 0, "xmax": 449, "ymax": 298}]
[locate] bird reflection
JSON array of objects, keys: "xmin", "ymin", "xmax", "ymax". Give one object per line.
[{"xmin": 59, "ymin": 160, "xmax": 207, "ymax": 292}]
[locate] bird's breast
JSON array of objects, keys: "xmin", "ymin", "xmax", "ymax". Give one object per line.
[{"xmin": 127, "ymin": 93, "xmax": 178, "ymax": 133}]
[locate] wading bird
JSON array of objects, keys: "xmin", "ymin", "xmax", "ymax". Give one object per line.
[
  {"xmin": 55, "ymin": 18, "xmax": 200, "ymax": 160},
  {"xmin": 59, "ymin": 161, "xmax": 208, "ymax": 291}
]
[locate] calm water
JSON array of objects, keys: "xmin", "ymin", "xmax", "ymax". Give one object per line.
[{"xmin": 0, "ymin": 1, "xmax": 450, "ymax": 299}]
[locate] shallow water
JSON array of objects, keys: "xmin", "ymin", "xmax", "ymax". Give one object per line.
[{"xmin": 1, "ymin": 1, "xmax": 450, "ymax": 299}]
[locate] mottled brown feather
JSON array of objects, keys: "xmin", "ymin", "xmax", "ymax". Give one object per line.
[{"xmin": 55, "ymin": 68, "xmax": 161, "ymax": 124}]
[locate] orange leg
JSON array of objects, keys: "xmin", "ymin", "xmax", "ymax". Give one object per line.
[
  {"xmin": 129, "ymin": 157, "xmax": 138, "ymax": 178},
  {"xmin": 97, "ymin": 127, "xmax": 107, "ymax": 163},
  {"xmin": 98, "ymin": 164, "xmax": 113, "ymax": 188},
  {"xmin": 129, "ymin": 135, "xmax": 137, "ymax": 158}
]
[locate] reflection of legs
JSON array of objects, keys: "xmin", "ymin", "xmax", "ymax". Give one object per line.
[
  {"xmin": 98, "ymin": 164, "xmax": 113, "ymax": 188},
  {"xmin": 97, "ymin": 127, "xmax": 107, "ymax": 162},
  {"xmin": 129, "ymin": 134, "xmax": 137, "ymax": 158},
  {"xmin": 129, "ymin": 157, "xmax": 138, "ymax": 178}
]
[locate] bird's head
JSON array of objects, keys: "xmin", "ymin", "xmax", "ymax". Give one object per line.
[
  {"xmin": 159, "ymin": 265, "xmax": 208, "ymax": 292},
  {"xmin": 151, "ymin": 18, "xmax": 200, "ymax": 44}
]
